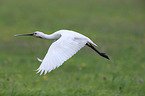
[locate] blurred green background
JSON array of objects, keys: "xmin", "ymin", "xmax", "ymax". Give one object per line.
[{"xmin": 0, "ymin": 0, "xmax": 145, "ymax": 96}]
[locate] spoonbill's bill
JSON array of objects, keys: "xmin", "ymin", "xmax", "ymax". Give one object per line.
[{"xmin": 14, "ymin": 30, "xmax": 110, "ymax": 75}]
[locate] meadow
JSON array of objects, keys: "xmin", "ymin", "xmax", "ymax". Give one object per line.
[{"xmin": 0, "ymin": 0, "xmax": 145, "ymax": 96}]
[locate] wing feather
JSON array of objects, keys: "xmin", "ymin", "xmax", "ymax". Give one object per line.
[{"xmin": 36, "ymin": 35, "xmax": 87, "ymax": 75}]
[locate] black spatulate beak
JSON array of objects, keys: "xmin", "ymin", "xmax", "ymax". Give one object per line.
[{"xmin": 14, "ymin": 33, "xmax": 34, "ymax": 36}]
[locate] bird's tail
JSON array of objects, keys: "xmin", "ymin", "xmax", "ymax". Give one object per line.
[
  {"xmin": 37, "ymin": 57, "xmax": 43, "ymax": 62},
  {"xmin": 87, "ymin": 38, "xmax": 98, "ymax": 47}
]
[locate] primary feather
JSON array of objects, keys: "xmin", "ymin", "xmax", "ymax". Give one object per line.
[{"xmin": 36, "ymin": 30, "xmax": 97, "ymax": 75}]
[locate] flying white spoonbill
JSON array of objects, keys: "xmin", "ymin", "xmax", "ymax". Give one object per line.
[{"xmin": 14, "ymin": 30, "xmax": 110, "ymax": 75}]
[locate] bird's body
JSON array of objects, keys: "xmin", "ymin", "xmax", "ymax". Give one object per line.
[
  {"xmin": 36, "ymin": 30, "xmax": 97, "ymax": 46},
  {"xmin": 15, "ymin": 30, "xmax": 109, "ymax": 75}
]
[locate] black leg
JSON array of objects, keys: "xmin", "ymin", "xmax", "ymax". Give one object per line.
[{"xmin": 86, "ymin": 43, "xmax": 110, "ymax": 60}]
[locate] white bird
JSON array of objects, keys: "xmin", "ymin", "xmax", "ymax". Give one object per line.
[{"xmin": 14, "ymin": 30, "xmax": 109, "ymax": 75}]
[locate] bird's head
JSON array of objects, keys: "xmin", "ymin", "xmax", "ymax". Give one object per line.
[
  {"xmin": 33, "ymin": 31, "xmax": 45, "ymax": 38},
  {"xmin": 14, "ymin": 31, "xmax": 45, "ymax": 38}
]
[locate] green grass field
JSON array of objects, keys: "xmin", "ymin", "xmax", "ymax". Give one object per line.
[{"xmin": 0, "ymin": 0, "xmax": 145, "ymax": 95}]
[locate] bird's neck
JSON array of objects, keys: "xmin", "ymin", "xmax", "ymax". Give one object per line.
[{"xmin": 42, "ymin": 33, "xmax": 61, "ymax": 40}]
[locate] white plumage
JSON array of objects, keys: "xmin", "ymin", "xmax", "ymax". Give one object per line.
[
  {"xmin": 36, "ymin": 30, "xmax": 97, "ymax": 75},
  {"xmin": 15, "ymin": 30, "xmax": 109, "ymax": 75}
]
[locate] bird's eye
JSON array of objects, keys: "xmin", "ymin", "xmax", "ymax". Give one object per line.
[{"xmin": 34, "ymin": 33, "xmax": 37, "ymax": 35}]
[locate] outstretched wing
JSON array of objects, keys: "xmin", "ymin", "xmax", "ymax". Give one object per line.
[{"xmin": 36, "ymin": 35, "xmax": 88, "ymax": 75}]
